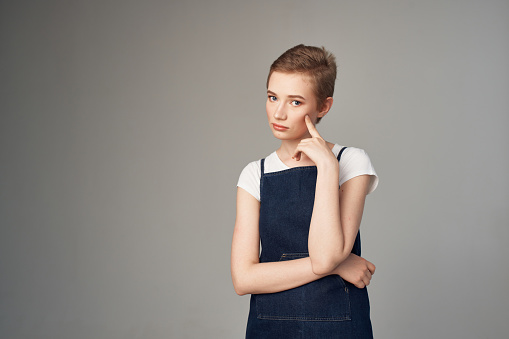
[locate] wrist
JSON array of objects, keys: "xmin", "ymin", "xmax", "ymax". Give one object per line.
[{"xmin": 316, "ymin": 158, "xmax": 339, "ymax": 173}]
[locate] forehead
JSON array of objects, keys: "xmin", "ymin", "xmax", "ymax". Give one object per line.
[{"xmin": 268, "ymin": 71, "xmax": 315, "ymax": 97}]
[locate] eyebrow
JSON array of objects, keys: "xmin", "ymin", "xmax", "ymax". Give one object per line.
[{"xmin": 267, "ymin": 90, "xmax": 306, "ymax": 100}]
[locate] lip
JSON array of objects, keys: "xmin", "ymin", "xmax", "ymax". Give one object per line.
[{"xmin": 272, "ymin": 123, "xmax": 289, "ymax": 131}]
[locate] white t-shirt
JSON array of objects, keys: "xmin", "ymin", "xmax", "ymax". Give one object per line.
[{"xmin": 237, "ymin": 144, "xmax": 379, "ymax": 202}]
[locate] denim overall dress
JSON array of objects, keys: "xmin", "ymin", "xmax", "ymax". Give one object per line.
[{"xmin": 246, "ymin": 147, "xmax": 373, "ymax": 339}]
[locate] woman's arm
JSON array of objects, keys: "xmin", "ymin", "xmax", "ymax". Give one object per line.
[
  {"xmin": 231, "ymin": 187, "xmax": 375, "ymax": 295},
  {"xmin": 231, "ymin": 187, "xmax": 328, "ymax": 295},
  {"xmin": 309, "ymin": 173, "xmax": 372, "ymax": 275},
  {"xmin": 293, "ymin": 116, "xmax": 373, "ymax": 275}
]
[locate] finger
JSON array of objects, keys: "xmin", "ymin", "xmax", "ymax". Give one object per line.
[
  {"xmin": 367, "ymin": 261, "xmax": 376, "ymax": 274},
  {"xmin": 304, "ymin": 115, "xmax": 321, "ymax": 138},
  {"xmin": 355, "ymin": 280, "xmax": 365, "ymax": 289},
  {"xmin": 292, "ymin": 147, "xmax": 302, "ymax": 161},
  {"xmin": 362, "ymin": 271, "xmax": 371, "ymax": 286},
  {"xmin": 292, "ymin": 142, "xmax": 309, "ymax": 161}
]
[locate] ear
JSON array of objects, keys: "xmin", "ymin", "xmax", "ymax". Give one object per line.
[{"xmin": 317, "ymin": 97, "xmax": 333, "ymax": 118}]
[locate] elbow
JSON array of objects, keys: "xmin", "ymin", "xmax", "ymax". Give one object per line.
[
  {"xmin": 232, "ymin": 276, "xmax": 249, "ymax": 296},
  {"xmin": 233, "ymin": 284, "xmax": 248, "ymax": 296},
  {"xmin": 311, "ymin": 261, "xmax": 336, "ymax": 276},
  {"xmin": 231, "ymin": 262, "xmax": 257, "ymax": 296},
  {"xmin": 310, "ymin": 252, "xmax": 349, "ymax": 276}
]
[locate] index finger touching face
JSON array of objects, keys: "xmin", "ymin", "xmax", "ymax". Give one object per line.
[{"xmin": 304, "ymin": 115, "xmax": 320, "ymax": 138}]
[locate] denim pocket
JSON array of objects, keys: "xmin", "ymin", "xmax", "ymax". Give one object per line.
[{"xmin": 255, "ymin": 253, "xmax": 351, "ymax": 321}]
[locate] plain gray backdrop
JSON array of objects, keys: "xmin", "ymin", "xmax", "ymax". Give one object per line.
[{"xmin": 1, "ymin": 1, "xmax": 508, "ymax": 338}]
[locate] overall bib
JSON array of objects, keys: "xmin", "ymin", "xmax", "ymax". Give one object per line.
[{"xmin": 246, "ymin": 147, "xmax": 373, "ymax": 339}]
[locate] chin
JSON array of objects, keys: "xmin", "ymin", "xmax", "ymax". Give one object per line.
[{"xmin": 271, "ymin": 132, "xmax": 294, "ymax": 140}]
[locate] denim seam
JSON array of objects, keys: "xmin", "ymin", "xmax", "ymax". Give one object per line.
[
  {"xmin": 257, "ymin": 315, "xmax": 352, "ymax": 321},
  {"xmin": 263, "ymin": 165, "xmax": 317, "ymax": 177},
  {"xmin": 279, "ymin": 252, "xmax": 309, "ymax": 260}
]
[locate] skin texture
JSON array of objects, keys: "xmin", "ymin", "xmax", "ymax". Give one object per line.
[{"xmin": 231, "ymin": 71, "xmax": 375, "ymax": 295}]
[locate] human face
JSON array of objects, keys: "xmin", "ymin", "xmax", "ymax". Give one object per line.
[{"xmin": 266, "ymin": 71, "xmax": 324, "ymax": 141}]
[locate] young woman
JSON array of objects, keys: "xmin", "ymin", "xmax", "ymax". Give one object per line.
[{"xmin": 231, "ymin": 44, "xmax": 379, "ymax": 338}]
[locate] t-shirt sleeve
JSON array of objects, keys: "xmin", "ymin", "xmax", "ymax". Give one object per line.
[
  {"xmin": 236, "ymin": 160, "xmax": 261, "ymax": 201},
  {"xmin": 339, "ymin": 147, "xmax": 379, "ymax": 195}
]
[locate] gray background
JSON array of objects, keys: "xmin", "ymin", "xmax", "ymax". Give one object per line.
[{"xmin": 1, "ymin": 0, "xmax": 508, "ymax": 338}]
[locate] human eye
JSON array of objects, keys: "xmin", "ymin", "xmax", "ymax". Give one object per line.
[
  {"xmin": 268, "ymin": 95, "xmax": 277, "ymax": 102},
  {"xmin": 291, "ymin": 100, "xmax": 301, "ymax": 106}
]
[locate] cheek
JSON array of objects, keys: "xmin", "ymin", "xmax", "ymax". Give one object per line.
[
  {"xmin": 296, "ymin": 120, "xmax": 308, "ymax": 131},
  {"xmin": 295, "ymin": 112, "xmax": 313, "ymax": 131}
]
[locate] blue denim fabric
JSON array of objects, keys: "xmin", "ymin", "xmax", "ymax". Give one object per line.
[{"xmin": 246, "ymin": 147, "xmax": 373, "ymax": 338}]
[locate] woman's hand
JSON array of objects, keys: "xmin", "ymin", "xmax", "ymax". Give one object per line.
[
  {"xmin": 292, "ymin": 115, "xmax": 337, "ymax": 168},
  {"xmin": 332, "ymin": 253, "xmax": 375, "ymax": 288}
]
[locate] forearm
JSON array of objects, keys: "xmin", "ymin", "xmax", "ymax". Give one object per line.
[
  {"xmin": 233, "ymin": 257, "xmax": 328, "ymax": 295},
  {"xmin": 308, "ymin": 162, "xmax": 347, "ymax": 274}
]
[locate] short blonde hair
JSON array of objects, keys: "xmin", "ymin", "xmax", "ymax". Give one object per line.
[{"xmin": 267, "ymin": 44, "xmax": 337, "ymax": 123}]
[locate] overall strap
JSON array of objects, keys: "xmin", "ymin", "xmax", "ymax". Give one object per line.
[
  {"xmin": 259, "ymin": 158, "xmax": 265, "ymax": 202},
  {"xmin": 337, "ymin": 146, "xmax": 348, "ymax": 161},
  {"xmin": 337, "ymin": 147, "xmax": 347, "ymax": 190}
]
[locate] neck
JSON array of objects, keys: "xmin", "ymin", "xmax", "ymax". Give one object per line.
[
  {"xmin": 276, "ymin": 135, "xmax": 335, "ymax": 167},
  {"xmin": 277, "ymin": 134, "xmax": 310, "ymax": 161}
]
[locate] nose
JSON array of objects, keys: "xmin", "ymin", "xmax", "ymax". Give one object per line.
[{"xmin": 273, "ymin": 102, "xmax": 286, "ymax": 120}]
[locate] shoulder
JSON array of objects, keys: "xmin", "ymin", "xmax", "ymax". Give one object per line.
[
  {"xmin": 337, "ymin": 145, "xmax": 379, "ymax": 195},
  {"xmin": 239, "ymin": 160, "xmax": 262, "ymax": 181},
  {"xmin": 342, "ymin": 147, "xmax": 372, "ymax": 164},
  {"xmin": 236, "ymin": 159, "xmax": 262, "ymax": 202}
]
